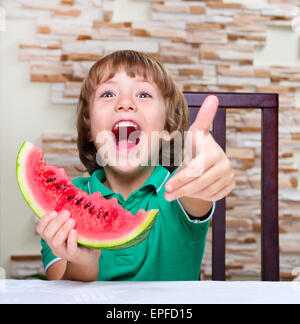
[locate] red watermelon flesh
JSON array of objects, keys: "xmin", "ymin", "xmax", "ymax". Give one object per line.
[{"xmin": 16, "ymin": 141, "xmax": 159, "ymax": 249}]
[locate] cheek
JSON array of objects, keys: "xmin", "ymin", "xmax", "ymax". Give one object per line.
[
  {"xmin": 143, "ymin": 104, "xmax": 166, "ymax": 153},
  {"xmin": 89, "ymin": 111, "xmax": 100, "ymax": 137},
  {"xmin": 89, "ymin": 108, "xmax": 109, "ymax": 141},
  {"xmin": 145, "ymin": 104, "xmax": 166, "ymax": 131}
]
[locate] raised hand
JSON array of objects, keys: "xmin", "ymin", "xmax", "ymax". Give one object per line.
[{"xmin": 164, "ymin": 95, "xmax": 235, "ymax": 202}]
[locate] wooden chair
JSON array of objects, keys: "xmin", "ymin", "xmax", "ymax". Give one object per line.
[{"xmin": 184, "ymin": 92, "xmax": 279, "ymax": 281}]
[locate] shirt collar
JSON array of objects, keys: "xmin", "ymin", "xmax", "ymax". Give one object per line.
[{"xmin": 88, "ymin": 165, "xmax": 171, "ymax": 198}]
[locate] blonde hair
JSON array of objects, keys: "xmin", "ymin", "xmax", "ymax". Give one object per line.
[{"xmin": 77, "ymin": 50, "xmax": 190, "ymax": 175}]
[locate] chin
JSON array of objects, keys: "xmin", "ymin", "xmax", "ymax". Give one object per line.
[{"xmin": 108, "ymin": 163, "xmax": 142, "ymax": 175}]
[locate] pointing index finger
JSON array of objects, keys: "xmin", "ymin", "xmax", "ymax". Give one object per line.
[{"xmin": 165, "ymin": 161, "xmax": 203, "ymax": 194}]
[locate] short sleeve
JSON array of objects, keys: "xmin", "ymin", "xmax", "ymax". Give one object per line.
[
  {"xmin": 158, "ymin": 166, "xmax": 215, "ymax": 241},
  {"xmin": 167, "ymin": 198, "xmax": 211, "ymax": 241},
  {"xmin": 40, "ymin": 238, "xmax": 62, "ymax": 272},
  {"xmin": 177, "ymin": 199, "xmax": 216, "ymax": 224}
]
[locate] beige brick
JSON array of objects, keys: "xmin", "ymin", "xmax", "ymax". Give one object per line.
[
  {"xmin": 31, "ymin": 74, "xmax": 72, "ymax": 82},
  {"xmin": 187, "ymin": 30, "xmax": 227, "ymax": 44},
  {"xmin": 152, "ymin": 4, "xmax": 189, "ymax": 14},
  {"xmin": 207, "ymin": 2, "xmax": 245, "ymax": 9},
  {"xmin": 179, "ymin": 68, "xmax": 203, "ymax": 76},
  {"xmin": 62, "ymin": 53, "xmax": 102, "ymax": 61},
  {"xmin": 53, "ymin": 8, "xmax": 81, "ymax": 16},
  {"xmin": 19, "ymin": 48, "xmax": 62, "ymax": 62},
  {"xmin": 189, "ymin": 6, "xmax": 206, "ymax": 15},
  {"xmin": 150, "ymin": 29, "xmax": 187, "ymax": 39},
  {"xmin": 93, "ymin": 21, "xmax": 132, "ymax": 29},
  {"xmin": 226, "ymin": 218, "xmax": 253, "ymax": 228},
  {"xmin": 257, "ymin": 85, "xmax": 296, "ymax": 94},
  {"xmin": 227, "ymin": 147, "xmax": 255, "ymax": 160},
  {"xmin": 61, "ymin": 0, "xmax": 75, "ymax": 5},
  {"xmin": 19, "ymin": 40, "xmax": 61, "ymax": 50},
  {"xmin": 218, "ymin": 65, "xmax": 254, "ymax": 77},
  {"xmin": 201, "ymin": 43, "xmax": 254, "ymax": 62},
  {"xmin": 37, "ymin": 26, "xmax": 51, "ymax": 34},
  {"xmin": 159, "ymin": 54, "xmax": 197, "ymax": 65},
  {"xmin": 92, "ymin": 28, "xmax": 131, "ymax": 40},
  {"xmin": 187, "ymin": 23, "xmax": 224, "ymax": 31},
  {"xmin": 226, "ymin": 23, "xmax": 267, "ymax": 33},
  {"xmin": 234, "ymin": 13, "xmax": 271, "ymax": 24}
]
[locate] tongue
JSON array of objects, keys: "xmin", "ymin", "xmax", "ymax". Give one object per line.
[{"xmin": 118, "ymin": 139, "xmax": 137, "ymax": 150}]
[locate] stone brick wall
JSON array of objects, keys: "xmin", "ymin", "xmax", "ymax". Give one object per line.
[{"xmin": 5, "ymin": 0, "xmax": 300, "ymax": 280}]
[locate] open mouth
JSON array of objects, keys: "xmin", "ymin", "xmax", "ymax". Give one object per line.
[{"xmin": 111, "ymin": 120, "xmax": 142, "ymax": 152}]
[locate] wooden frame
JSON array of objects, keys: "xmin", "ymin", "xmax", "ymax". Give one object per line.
[{"xmin": 184, "ymin": 92, "xmax": 279, "ymax": 281}]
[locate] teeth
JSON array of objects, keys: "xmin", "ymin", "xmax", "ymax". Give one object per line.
[{"xmin": 113, "ymin": 121, "xmax": 139, "ymax": 131}]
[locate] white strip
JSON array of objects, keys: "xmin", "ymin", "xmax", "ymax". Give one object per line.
[
  {"xmin": 44, "ymin": 257, "xmax": 63, "ymax": 273},
  {"xmin": 88, "ymin": 181, "xmax": 92, "ymax": 194},
  {"xmin": 156, "ymin": 171, "xmax": 171, "ymax": 193},
  {"xmin": 177, "ymin": 199, "xmax": 216, "ymax": 224}
]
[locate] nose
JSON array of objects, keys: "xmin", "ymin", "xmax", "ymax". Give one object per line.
[{"xmin": 115, "ymin": 95, "xmax": 137, "ymax": 112}]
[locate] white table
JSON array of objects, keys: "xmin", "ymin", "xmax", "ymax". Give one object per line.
[{"xmin": 1, "ymin": 280, "xmax": 300, "ymax": 304}]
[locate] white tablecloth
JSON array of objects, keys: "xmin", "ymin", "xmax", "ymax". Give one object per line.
[{"xmin": 1, "ymin": 280, "xmax": 300, "ymax": 304}]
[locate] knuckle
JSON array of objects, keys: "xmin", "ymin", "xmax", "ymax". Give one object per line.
[
  {"xmin": 44, "ymin": 211, "xmax": 57, "ymax": 222},
  {"xmin": 43, "ymin": 231, "xmax": 51, "ymax": 242},
  {"xmin": 225, "ymin": 175, "xmax": 234, "ymax": 186},
  {"xmin": 51, "ymin": 239, "xmax": 60, "ymax": 250},
  {"xmin": 56, "ymin": 229, "xmax": 67, "ymax": 243},
  {"xmin": 173, "ymin": 190, "xmax": 182, "ymax": 199},
  {"xmin": 223, "ymin": 159, "xmax": 230, "ymax": 169},
  {"xmin": 228, "ymin": 160, "xmax": 233, "ymax": 171},
  {"xmin": 219, "ymin": 163, "xmax": 230, "ymax": 176},
  {"xmin": 214, "ymin": 148, "xmax": 223, "ymax": 160},
  {"xmin": 206, "ymin": 189, "xmax": 214, "ymax": 198}
]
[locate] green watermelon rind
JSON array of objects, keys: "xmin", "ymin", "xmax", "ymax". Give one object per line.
[
  {"xmin": 16, "ymin": 141, "xmax": 160, "ymax": 250},
  {"xmin": 16, "ymin": 141, "xmax": 48, "ymax": 219},
  {"xmin": 77, "ymin": 209, "xmax": 159, "ymax": 250}
]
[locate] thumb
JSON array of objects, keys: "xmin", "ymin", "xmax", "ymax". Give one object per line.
[{"xmin": 192, "ymin": 95, "xmax": 219, "ymax": 132}]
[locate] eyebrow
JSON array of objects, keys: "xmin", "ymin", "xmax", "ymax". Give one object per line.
[
  {"xmin": 95, "ymin": 79, "xmax": 155, "ymax": 97},
  {"xmin": 100, "ymin": 78, "xmax": 151, "ymax": 86}
]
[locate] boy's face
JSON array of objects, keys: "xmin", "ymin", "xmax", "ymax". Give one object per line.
[{"xmin": 90, "ymin": 70, "xmax": 167, "ymax": 173}]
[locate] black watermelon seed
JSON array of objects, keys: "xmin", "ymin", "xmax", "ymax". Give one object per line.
[
  {"xmin": 46, "ymin": 177, "xmax": 56, "ymax": 183},
  {"xmin": 67, "ymin": 195, "xmax": 75, "ymax": 201},
  {"xmin": 75, "ymin": 199, "xmax": 83, "ymax": 206},
  {"xmin": 97, "ymin": 209, "xmax": 103, "ymax": 219},
  {"xmin": 103, "ymin": 212, "xmax": 108, "ymax": 219},
  {"xmin": 84, "ymin": 202, "xmax": 91, "ymax": 209},
  {"xmin": 55, "ymin": 184, "xmax": 67, "ymax": 190},
  {"xmin": 89, "ymin": 206, "xmax": 95, "ymax": 214}
]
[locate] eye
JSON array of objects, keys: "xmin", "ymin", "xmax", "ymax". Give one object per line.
[
  {"xmin": 101, "ymin": 91, "xmax": 115, "ymax": 98},
  {"xmin": 138, "ymin": 92, "xmax": 152, "ymax": 99}
]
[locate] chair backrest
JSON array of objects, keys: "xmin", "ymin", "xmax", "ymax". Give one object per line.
[{"xmin": 184, "ymin": 92, "xmax": 279, "ymax": 281}]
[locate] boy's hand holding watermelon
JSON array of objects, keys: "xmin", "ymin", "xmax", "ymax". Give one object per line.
[{"xmin": 36, "ymin": 210, "xmax": 101, "ymax": 281}]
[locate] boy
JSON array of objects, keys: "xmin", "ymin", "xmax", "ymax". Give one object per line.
[{"xmin": 37, "ymin": 50, "xmax": 235, "ymax": 281}]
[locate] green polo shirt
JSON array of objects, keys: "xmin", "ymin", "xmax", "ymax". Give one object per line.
[{"xmin": 41, "ymin": 164, "xmax": 215, "ymax": 281}]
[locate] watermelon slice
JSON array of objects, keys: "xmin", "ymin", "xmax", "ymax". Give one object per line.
[{"xmin": 16, "ymin": 141, "xmax": 159, "ymax": 250}]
